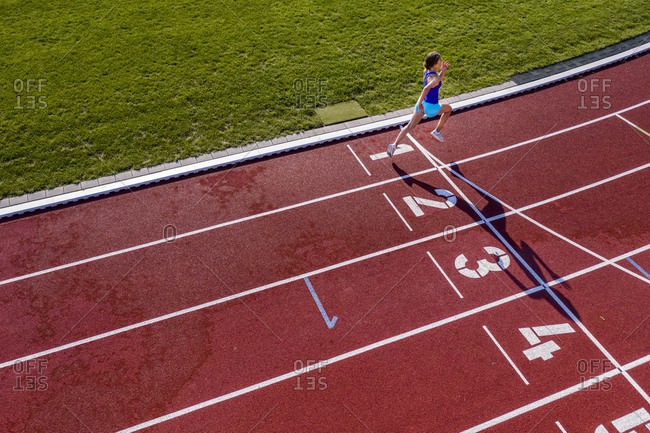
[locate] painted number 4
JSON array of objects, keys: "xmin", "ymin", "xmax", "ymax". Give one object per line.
[
  {"xmin": 455, "ymin": 246, "xmax": 511, "ymax": 279},
  {"xmin": 519, "ymin": 324, "xmax": 575, "ymax": 361}
]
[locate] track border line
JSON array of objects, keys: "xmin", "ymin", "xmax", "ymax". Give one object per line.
[
  {"xmin": 483, "ymin": 325, "xmax": 529, "ymax": 385},
  {"xmin": 112, "ymin": 253, "xmax": 650, "ymax": 433},
  {"xmin": 461, "ymin": 354, "xmax": 650, "ymax": 433},
  {"xmin": 3, "ymin": 113, "xmax": 649, "ymax": 289},
  {"xmin": 411, "ymin": 135, "xmax": 650, "ymax": 405},
  {"xmin": 2, "ymin": 44, "xmax": 648, "ymax": 219},
  {"xmin": 2, "ymin": 164, "xmax": 650, "ymax": 371}
]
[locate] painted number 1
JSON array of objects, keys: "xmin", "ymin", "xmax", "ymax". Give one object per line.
[{"xmin": 455, "ymin": 246, "xmax": 511, "ymax": 279}]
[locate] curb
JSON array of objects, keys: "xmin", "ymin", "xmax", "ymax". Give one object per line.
[{"xmin": 1, "ymin": 38, "xmax": 649, "ymax": 220}]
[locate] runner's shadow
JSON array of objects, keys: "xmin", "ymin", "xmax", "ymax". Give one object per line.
[{"xmin": 392, "ymin": 162, "xmax": 580, "ymax": 322}]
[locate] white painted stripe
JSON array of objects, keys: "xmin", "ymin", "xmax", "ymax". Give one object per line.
[
  {"xmin": 347, "ymin": 144, "xmax": 371, "ymax": 176},
  {"xmin": 4, "ymin": 110, "xmax": 650, "ymax": 289},
  {"xmin": 370, "ymin": 144, "xmax": 414, "ymax": 160},
  {"xmin": 447, "ymin": 163, "xmax": 650, "ymax": 286},
  {"xmin": 514, "ymin": 161, "xmax": 650, "ymax": 215},
  {"xmin": 115, "ymin": 285, "xmax": 552, "ymax": 432},
  {"xmin": 533, "ymin": 324, "xmax": 575, "ymax": 337},
  {"xmin": 616, "ymin": 114, "xmax": 650, "ymax": 137},
  {"xmin": 461, "ymin": 354, "xmax": 650, "ymax": 433},
  {"xmin": 453, "ymin": 99, "xmax": 650, "ymax": 168},
  {"xmin": 483, "ymin": 325, "xmax": 529, "ymax": 385},
  {"xmin": 555, "ymin": 421, "xmax": 568, "ymax": 433},
  {"xmin": 612, "ymin": 408, "xmax": 650, "ymax": 432},
  {"xmin": 427, "ymin": 251, "xmax": 463, "ymax": 298},
  {"xmin": 4, "ymin": 234, "xmax": 650, "ymax": 374},
  {"xmin": 11, "ymin": 251, "xmax": 649, "ymax": 433},
  {"xmin": 0, "ymin": 166, "xmax": 439, "ymax": 287},
  {"xmin": 410, "ymin": 135, "xmax": 650, "ymax": 405},
  {"xmin": 4, "ymin": 176, "xmax": 650, "ymax": 373},
  {"xmin": 2, "ymin": 42, "xmax": 648, "ymax": 221},
  {"xmin": 383, "ymin": 193, "xmax": 413, "ymax": 231}
]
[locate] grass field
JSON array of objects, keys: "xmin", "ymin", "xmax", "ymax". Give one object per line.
[{"xmin": 1, "ymin": 0, "xmax": 648, "ymax": 198}]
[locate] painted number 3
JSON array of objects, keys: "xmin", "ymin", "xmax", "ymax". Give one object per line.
[{"xmin": 455, "ymin": 246, "xmax": 511, "ymax": 279}]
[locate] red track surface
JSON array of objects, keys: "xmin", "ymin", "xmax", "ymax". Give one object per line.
[{"xmin": 1, "ymin": 54, "xmax": 649, "ymax": 432}]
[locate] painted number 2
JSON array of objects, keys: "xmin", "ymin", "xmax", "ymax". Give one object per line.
[{"xmin": 455, "ymin": 246, "xmax": 511, "ymax": 279}]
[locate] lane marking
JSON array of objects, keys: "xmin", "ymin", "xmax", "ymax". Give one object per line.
[
  {"xmin": 347, "ymin": 144, "xmax": 371, "ymax": 176},
  {"xmin": 519, "ymin": 328, "xmax": 540, "ymax": 345},
  {"xmin": 404, "ymin": 190, "xmax": 457, "ymax": 216},
  {"xmin": 370, "ymin": 144, "xmax": 414, "ymax": 160},
  {"xmin": 410, "ymin": 135, "xmax": 650, "ymax": 405},
  {"xmin": 3, "ymin": 102, "xmax": 650, "ymax": 288},
  {"xmin": 627, "ymin": 257, "xmax": 650, "ymax": 280},
  {"xmin": 0, "ymin": 167, "xmax": 439, "ymax": 287},
  {"xmin": 523, "ymin": 340, "xmax": 561, "ymax": 361},
  {"xmin": 446, "ymin": 161, "xmax": 650, "ymax": 287},
  {"xmin": 453, "ymin": 99, "xmax": 650, "ymax": 167},
  {"xmin": 3, "ymin": 228, "xmax": 650, "ymax": 371},
  {"xmin": 461, "ymin": 354, "xmax": 650, "ymax": 433},
  {"xmin": 514, "ymin": 161, "xmax": 650, "ymax": 215},
  {"xmin": 533, "ymin": 324, "xmax": 575, "ymax": 337},
  {"xmin": 612, "ymin": 408, "xmax": 650, "ymax": 432},
  {"xmin": 305, "ymin": 277, "xmax": 337, "ymax": 329},
  {"xmin": 616, "ymin": 113, "xmax": 650, "ymax": 138},
  {"xmin": 3, "ymin": 45, "xmax": 649, "ymax": 220},
  {"xmin": 555, "ymin": 421, "xmax": 568, "ymax": 433},
  {"xmin": 426, "ymin": 251, "xmax": 463, "ymax": 298},
  {"xmin": 447, "ymin": 165, "xmax": 650, "ymax": 286},
  {"xmin": 383, "ymin": 193, "xmax": 412, "ymax": 231},
  {"xmin": 483, "ymin": 325, "xmax": 529, "ymax": 385}
]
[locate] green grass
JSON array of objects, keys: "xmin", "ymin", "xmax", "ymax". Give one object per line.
[{"xmin": 1, "ymin": 0, "xmax": 648, "ymax": 197}]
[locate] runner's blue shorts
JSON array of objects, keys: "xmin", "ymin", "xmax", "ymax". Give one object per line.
[{"xmin": 415, "ymin": 101, "xmax": 441, "ymax": 118}]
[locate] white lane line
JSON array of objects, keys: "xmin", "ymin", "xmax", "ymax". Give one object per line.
[
  {"xmin": 8, "ymin": 157, "xmax": 645, "ymax": 291},
  {"xmin": 0, "ymin": 166, "xmax": 439, "ymax": 287},
  {"xmin": 449, "ymin": 167, "xmax": 650, "ymax": 286},
  {"xmin": 113, "ymin": 264, "xmax": 621, "ymax": 433},
  {"xmin": 4, "ymin": 187, "xmax": 650, "ymax": 372},
  {"xmin": 616, "ymin": 113, "xmax": 650, "ymax": 138},
  {"xmin": 452, "ymin": 99, "xmax": 650, "ymax": 167},
  {"xmin": 483, "ymin": 325, "xmax": 529, "ymax": 385},
  {"xmin": 555, "ymin": 421, "xmax": 568, "ymax": 433},
  {"xmin": 410, "ymin": 135, "xmax": 650, "ymax": 405},
  {"xmin": 13, "ymin": 248, "xmax": 650, "ymax": 433},
  {"xmin": 461, "ymin": 354, "xmax": 650, "ymax": 433},
  {"xmin": 426, "ymin": 251, "xmax": 463, "ymax": 298},
  {"xmin": 515, "ymin": 162, "xmax": 650, "ymax": 214},
  {"xmin": 383, "ymin": 193, "xmax": 412, "ymax": 231},
  {"xmin": 347, "ymin": 144, "xmax": 371, "ymax": 176},
  {"xmin": 116, "ymin": 275, "xmax": 650, "ymax": 433},
  {"xmin": 3, "ymin": 101, "xmax": 649, "ymax": 288}
]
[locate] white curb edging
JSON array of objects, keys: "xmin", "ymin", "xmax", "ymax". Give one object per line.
[{"xmin": 2, "ymin": 42, "xmax": 649, "ymax": 220}]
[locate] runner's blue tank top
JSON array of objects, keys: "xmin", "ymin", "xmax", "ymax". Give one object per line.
[{"xmin": 423, "ymin": 71, "xmax": 441, "ymax": 104}]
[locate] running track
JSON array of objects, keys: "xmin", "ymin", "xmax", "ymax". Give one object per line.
[{"xmin": 1, "ymin": 54, "xmax": 649, "ymax": 432}]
